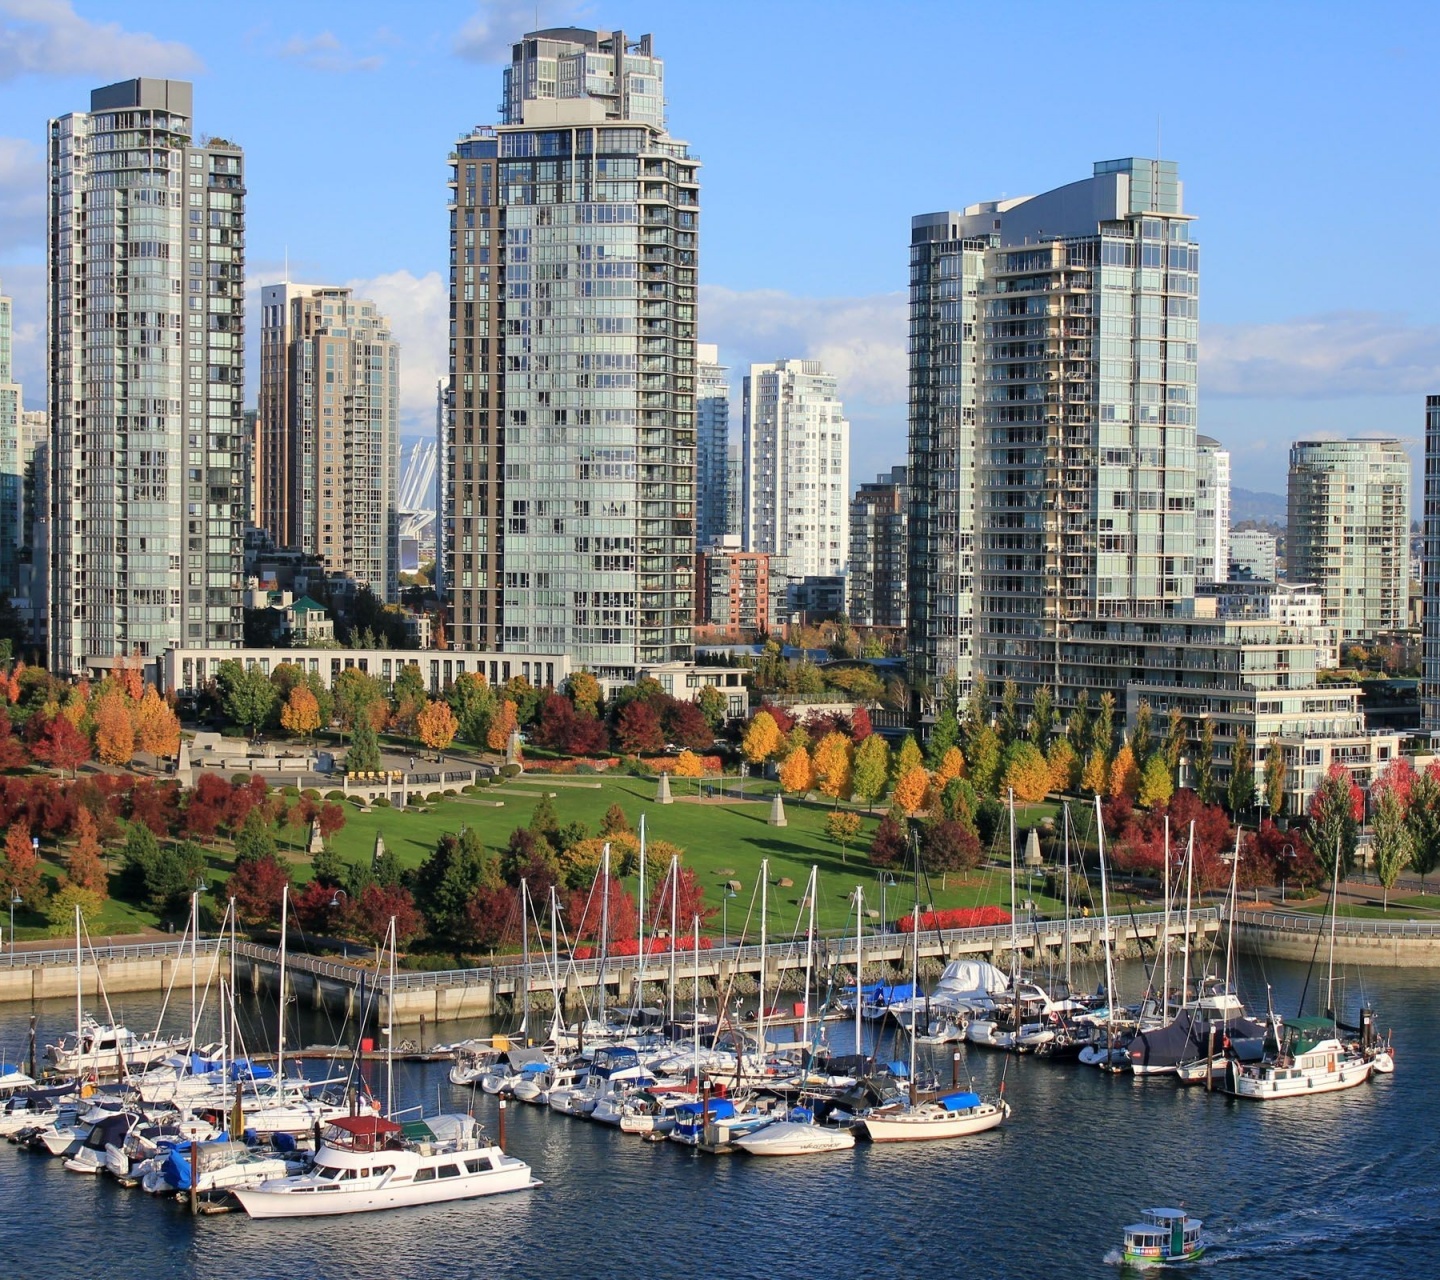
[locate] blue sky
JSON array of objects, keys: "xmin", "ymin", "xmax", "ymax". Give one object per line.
[{"xmin": 3, "ymin": 0, "xmax": 1439, "ymax": 497}]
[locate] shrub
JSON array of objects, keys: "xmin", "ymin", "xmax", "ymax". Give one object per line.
[
  {"xmin": 373, "ymin": 797, "xmax": 392, "ymax": 809},
  {"xmin": 427, "ymin": 792, "xmax": 443, "ymax": 803},
  {"xmin": 895, "ymin": 905, "xmax": 1011, "ymax": 933},
  {"xmin": 326, "ymin": 790, "xmax": 346, "ymax": 801},
  {"xmin": 346, "ymin": 795, "xmax": 366, "ymax": 808},
  {"xmin": 302, "ymin": 789, "xmax": 321, "ymax": 800},
  {"xmin": 501, "ymin": 763, "xmax": 522, "ymax": 778},
  {"xmin": 282, "ymin": 785, "xmax": 302, "ymax": 799},
  {"xmin": 445, "ymin": 788, "xmax": 458, "ymax": 796},
  {"xmin": 463, "ymin": 785, "xmax": 479, "ymax": 795}
]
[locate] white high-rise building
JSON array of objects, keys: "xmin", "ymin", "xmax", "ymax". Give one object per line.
[
  {"xmin": 742, "ymin": 358, "xmax": 850, "ymax": 581},
  {"xmin": 695, "ymin": 343, "xmax": 731, "ymax": 549},
  {"xmin": 1424, "ymin": 397, "xmax": 1440, "ymax": 731},
  {"xmin": 1196, "ymin": 434, "xmax": 1230, "ymax": 583},
  {"xmin": 48, "ymin": 78, "xmax": 246, "ymax": 673}
]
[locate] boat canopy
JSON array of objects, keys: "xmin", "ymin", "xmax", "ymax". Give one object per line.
[
  {"xmin": 230, "ymin": 1059, "xmax": 274, "ymax": 1081},
  {"xmin": 675, "ymin": 1098, "xmax": 736, "ymax": 1121},
  {"xmin": 936, "ymin": 1091, "xmax": 981, "ymax": 1112},
  {"xmin": 592, "ymin": 1046, "xmax": 641, "ymax": 1075},
  {"xmin": 503, "ymin": 1046, "xmax": 550, "ymax": 1069}
]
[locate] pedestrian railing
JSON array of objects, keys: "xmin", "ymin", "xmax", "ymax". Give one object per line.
[
  {"xmin": 1230, "ymin": 909, "xmax": 1440, "ymax": 939},
  {"xmin": 0, "ymin": 938, "xmax": 223, "ymax": 969}
]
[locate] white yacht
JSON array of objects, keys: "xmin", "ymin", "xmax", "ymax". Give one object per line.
[{"xmin": 233, "ymin": 1114, "xmax": 539, "ymax": 1218}]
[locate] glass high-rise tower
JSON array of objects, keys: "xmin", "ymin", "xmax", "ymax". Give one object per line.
[
  {"xmin": 909, "ymin": 158, "xmax": 1199, "ymax": 709},
  {"xmin": 445, "ymin": 28, "xmax": 699, "ymax": 681},
  {"xmin": 48, "ymin": 78, "xmax": 246, "ymax": 673}
]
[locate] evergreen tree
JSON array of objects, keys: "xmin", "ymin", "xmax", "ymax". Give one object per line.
[
  {"xmin": 1226, "ymin": 728, "xmax": 1253, "ymax": 817},
  {"xmin": 347, "ymin": 717, "xmax": 382, "ymax": 773},
  {"xmin": 1195, "ymin": 717, "xmax": 1216, "ymax": 804},
  {"xmin": 998, "ymin": 679, "xmax": 1021, "ymax": 747}
]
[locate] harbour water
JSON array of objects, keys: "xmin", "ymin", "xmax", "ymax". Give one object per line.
[{"xmin": 2, "ymin": 955, "xmax": 1436, "ymax": 1279}]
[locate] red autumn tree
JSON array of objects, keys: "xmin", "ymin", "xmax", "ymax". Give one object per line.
[
  {"xmin": 646, "ymin": 865, "xmax": 717, "ymax": 932},
  {"xmin": 350, "ymin": 883, "xmax": 424, "ymax": 949},
  {"xmin": 0, "ymin": 713, "xmax": 28, "ymax": 772},
  {"xmin": 466, "ymin": 884, "xmax": 519, "ymax": 952},
  {"xmin": 225, "ymin": 852, "xmax": 292, "ymax": 928},
  {"xmin": 317, "ymin": 801, "xmax": 347, "ymax": 841},
  {"xmin": 661, "ymin": 699, "xmax": 712, "ymax": 751},
  {"xmin": 2, "ymin": 820, "xmax": 43, "ymax": 906},
  {"xmin": 30, "ymin": 713, "xmax": 92, "ymax": 778},
  {"xmin": 615, "ymin": 701, "xmax": 665, "ymax": 754},
  {"xmin": 65, "ymin": 808, "xmax": 109, "ymax": 899},
  {"xmin": 564, "ymin": 876, "xmax": 639, "ymax": 946},
  {"xmin": 850, "ymin": 706, "xmax": 873, "ymax": 742}
]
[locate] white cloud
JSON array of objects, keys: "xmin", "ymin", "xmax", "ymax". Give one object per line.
[
  {"xmin": 345, "ymin": 269, "xmax": 448, "ymax": 432},
  {"xmin": 0, "ymin": 0, "xmax": 202, "ymax": 81},
  {"xmin": 453, "ymin": 1, "xmax": 590, "ymax": 64},
  {"xmin": 275, "ymin": 30, "xmax": 383, "ymax": 74},
  {"xmin": 0, "ymin": 135, "xmax": 44, "ymax": 251},
  {"xmin": 699, "ymin": 284, "xmax": 908, "ymax": 407},
  {"xmin": 1204, "ymin": 311, "xmax": 1440, "ymax": 398}
]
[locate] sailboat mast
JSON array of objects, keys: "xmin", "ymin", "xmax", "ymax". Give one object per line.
[
  {"xmin": 599, "ymin": 844, "xmax": 610, "ymax": 1024},
  {"xmin": 1093, "ymin": 795, "xmax": 1117, "ymax": 1047},
  {"xmin": 636, "ymin": 814, "xmax": 647, "ymax": 1014},
  {"xmin": 386, "ymin": 915, "xmax": 397, "ymax": 1117},
  {"xmin": 909, "ymin": 863, "xmax": 920, "ymax": 1107},
  {"xmin": 1181, "ymin": 822, "xmax": 1195, "ymax": 1007},
  {"xmin": 801, "ymin": 866, "xmax": 817, "ymax": 1047},
  {"xmin": 759, "ymin": 857, "xmax": 769, "ymax": 1062},
  {"xmin": 668, "ymin": 854, "xmax": 679, "ymax": 1025},
  {"xmin": 190, "ymin": 886, "xmax": 199, "ymax": 1048},
  {"xmin": 1161, "ymin": 816, "xmax": 1171, "ymax": 1019},
  {"xmin": 520, "ymin": 879, "xmax": 530, "ymax": 1041},
  {"xmin": 853, "ymin": 886, "xmax": 863, "ymax": 1059},
  {"xmin": 1008, "ymin": 790, "xmax": 1019, "ymax": 1032},
  {"xmin": 550, "ymin": 886, "xmax": 562, "ymax": 1041},
  {"xmin": 74, "ymin": 903, "xmax": 82, "ymax": 1045},
  {"xmin": 1062, "ymin": 804, "xmax": 1072, "ymax": 992},
  {"xmin": 1224, "ymin": 828, "xmax": 1241, "ymax": 997},
  {"xmin": 277, "ymin": 884, "xmax": 289, "ymax": 1087},
  {"xmin": 692, "ymin": 911, "xmax": 701, "ymax": 1073}
]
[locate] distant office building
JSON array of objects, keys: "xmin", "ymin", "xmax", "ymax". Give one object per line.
[
  {"xmin": 259, "ymin": 283, "xmax": 401, "ymax": 600},
  {"xmin": 1424, "ymin": 397, "xmax": 1440, "ymax": 731},
  {"xmin": 446, "ymin": 28, "xmax": 699, "ymax": 679},
  {"xmin": 725, "ymin": 443, "xmax": 743, "ymax": 540},
  {"xmin": 1288, "ymin": 438, "xmax": 1409, "ymax": 644},
  {"xmin": 49, "ymin": 78, "xmax": 246, "ymax": 672},
  {"xmin": 1195, "ymin": 435, "xmax": 1231, "ymax": 584},
  {"xmin": 0, "ymin": 276, "xmax": 25, "ymax": 605},
  {"xmin": 696, "ymin": 537, "xmax": 772, "ymax": 639},
  {"xmin": 1229, "ymin": 529, "xmax": 1278, "ymax": 581},
  {"xmin": 1203, "ymin": 578, "xmax": 1338, "ymax": 669},
  {"xmin": 695, "ymin": 343, "xmax": 732, "ymax": 549},
  {"xmin": 848, "ymin": 465, "xmax": 909, "ymax": 628},
  {"xmin": 742, "ymin": 358, "xmax": 850, "ymax": 582}
]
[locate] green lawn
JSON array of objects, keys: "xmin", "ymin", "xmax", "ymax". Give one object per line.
[
  {"xmin": 325, "ymin": 775, "xmax": 1062, "ymax": 939},
  {"xmin": 1283, "ymin": 899, "xmax": 1440, "ymax": 920}
]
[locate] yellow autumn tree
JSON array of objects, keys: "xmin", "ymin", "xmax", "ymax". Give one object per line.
[
  {"xmin": 134, "ymin": 685, "xmax": 181, "ymax": 757},
  {"xmin": 673, "ymin": 749, "xmax": 705, "ymax": 778},
  {"xmin": 280, "ymin": 686, "xmax": 322, "ymax": 743},
  {"xmin": 91, "ymin": 690, "xmax": 135, "ymax": 766},
  {"xmin": 1046, "ymin": 737, "xmax": 1078, "ymax": 794},
  {"xmin": 1108, "ymin": 743, "xmax": 1140, "ymax": 800},
  {"xmin": 741, "ymin": 711, "xmax": 784, "ymax": 764},
  {"xmin": 486, "ymin": 699, "xmax": 519, "ymax": 753},
  {"xmin": 779, "ymin": 745, "xmax": 816, "ymax": 796},
  {"xmin": 62, "ymin": 683, "xmax": 89, "ymax": 729},
  {"xmin": 417, "ymin": 698, "xmax": 460, "ymax": 753},
  {"xmin": 813, "ymin": 731, "xmax": 854, "ymax": 803},
  {"xmin": 893, "ymin": 764, "xmax": 930, "ymax": 816},
  {"xmin": 1081, "ymin": 748, "xmax": 1109, "ymax": 796},
  {"xmin": 1004, "ymin": 742, "xmax": 1053, "ymax": 804},
  {"xmin": 892, "ymin": 735, "xmax": 924, "ymax": 783},
  {"xmin": 934, "ymin": 746, "xmax": 966, "ymax": 785}
]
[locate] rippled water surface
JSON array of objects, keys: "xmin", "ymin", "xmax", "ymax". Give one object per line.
[{"xmin": 2, "ymin": 957, "xmax": 1435, "ymax": 1279}]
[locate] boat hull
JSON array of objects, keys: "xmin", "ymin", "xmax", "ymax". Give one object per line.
[
  {"xmin": 233, "ymin": 1161, "xmax": 538, "ymax": 1218},
  {"xmin": 733, "ymin": 1122, "xmax": 856, "ymax": 1156},
  {"xmin": 862, "ymin": 1105, "xmax": 1006, "ymax": 1143}
]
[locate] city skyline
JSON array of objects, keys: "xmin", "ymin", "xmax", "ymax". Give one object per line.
[{"xmin": 2, "ymin": 2, "xmax": 1439, "ymax": 494}]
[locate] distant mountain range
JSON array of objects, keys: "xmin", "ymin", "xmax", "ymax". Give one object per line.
[{"xmin": 1231, "ymin": 487, "xmax": 1286, "ymax": 525}]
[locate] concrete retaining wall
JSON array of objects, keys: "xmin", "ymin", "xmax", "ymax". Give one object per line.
[{"xmin": 1236, "ymin": 924, "xmax": 1440, "ymax": 967}]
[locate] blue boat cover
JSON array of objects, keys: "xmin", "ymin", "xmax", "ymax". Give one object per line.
[
  {"xmin": 230, "ymin": 1060, "xmax": 274, "ymax": 1081},
  {"xmin": 675, "ymin": 1098, "xmax": 736, "ymax": 1121},
  {"xmin": 937, "ymin": 1091, "xmax": 981, "ymax": 1111},
  {"xmin": 520, "ymin": 1060, "xmax": 550, "ymax": 1074}
]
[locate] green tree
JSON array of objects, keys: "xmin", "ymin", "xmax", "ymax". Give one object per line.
[
  {"xmin": 891, "ymin": 734, "xmax": 923, "ymax": 783},
  {"xmin": 1093, "ymin": 693, "xmax": 1116, "ymax": 761},
  {"xmin": 1137, "ymin": 754, "xmax": 1175, "ymax": 809},
  {"xmin": 216, "ymin": 660, "xmax": 278, "ymax": 738},
  {"xmin": 926, "ymin": 676, "xmax": 960, "ymax": 768},
  {"xmin": 1308, "ymin": 766, "xmax": 1359, "ymax": 882},
  {"xmin": 825, "ymin": 811, "xmax": 863, "ymax": 864},
  {"xmin": 961, "ymin": 672, "xmax": 990, "ymax": 752},
  {"xmin": 448, "ymin": 673, "xmax": 497, "ymax": 749},
  {"xmin": 1370, "ymin": 788, "xmax": 1413, "ymax": 911},
  {"xmin": 1162, "ymin": 706, "xmax": 1186, "ymax": 783},
  {"xmin": 851, "ymin": 734, "xmax": 890, "ymax": 809},
  {"xmin": 1263, "ymin": 735, "xmax": 1286, "ymax": 819},
  {"xmin": 696, "ymin": 684, "xmax": 727, "ymax": 732},
  {"xmin": 1028, "ymin": 685, "xmax": 1055, "ymax": 748},
  {"xmin": 392, "ymin": 663, "xmax": 427, "ymax": 708},
  {"xmin": 414, "ymin": 829, "xmax": 493, "ymax": 947},
  {"xmin": 1407, "ymin": 771, "xmax": 1440, "ymax": 892},
  {"xmin": 333, "ymin": 668, "xmax": 385, "ymax": 742},
  {"xmin": 1195, "ymin": 717, "xmax": 1216, "ymax": 804},
  {"xmin": 347, "ymin": 717, "xmax": 382, "ymax": 773},
  {"xmin": 234, "ymin": 808, "xmax": 278, "ymax": 865},
  {"xmin": 967, "ymin": 723, "xmax": 1002, "ymax": 797},
  {"xmin": 1227, "ymin": 728, "xmax": 1253, "ymax": 817},
  {"xmin": 1132, "ymin": 701, "xmax": 1153, "ymax": 768},
  {"xmin": 529, "ymin": 792, "xmax": 561, "ymax": 847},
  {"xmin": 997, "ymin": 679, "xmax": 1021, "ymax": 747},
  {"xmin": 1065, "ymin": 690, "xmax": 1092, "ymax": 758}
]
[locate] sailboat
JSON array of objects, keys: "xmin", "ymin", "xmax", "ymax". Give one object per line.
[
  {"xmin": 859, "ymin": 849, "xmax": 1009, "ymax": 1143},
  {"xmin": 234, "ymin": 917, "xmax": 540, "ymax": 1217},
  {"xmin": 1221, "ymin": 867, "xmax": 1379, "ymax": 1100}
]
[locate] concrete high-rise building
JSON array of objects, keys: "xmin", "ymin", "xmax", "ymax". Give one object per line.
[
  {"xmin": 695, "ymin": 343, "xmax": 731, "ymax": 549},
  {"xmin": 259, "ymin": 283, "xmax": 401, "ymax": 600},
  {"xmin": 445, "ymin": 28, "xmax": 699, "ymax": 680},
  {"xmin": 911, "ymin": 158, "xmax": 1199, "ymax": 711},
  {"xmin": 48, "ymin": 78, "xmax": 246, "ymax": 673},
  {"xmin": 1196, "ymin": 434, "xmax": 1230, "ymax": 583},
  {"xmin": 1424, "ymin": 397, "xmax": 1440, "ymax": 731},
  {"xmin": 1287, "ymin": 438, "xmax": 1409, "ymax": 645},
  {"xmin": 849, "ymin": 465, "xmax": 909, "ymax": 628},
  {"xmin": 742, "ymin": 359, "xmax": 850, "ymax": 584}
]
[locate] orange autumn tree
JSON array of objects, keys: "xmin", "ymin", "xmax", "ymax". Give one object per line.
[
  {"xmin": 892, "ymin": 764, "xmax": 930, "ymax": 816},
  {"xmin": 1046, "ymin": 738, "xmax": 1078, "ymax": 794},
  {"xmin": 1, "ymin": 821, "xmax": 43, "ymax": 906},
  {"xmin": 417, "ymin": 699, "xmax": 459, "ymax": 753},
  {"xmin": 1108, "ymin": 743, "xmax": 1140, "ymax": 801},
  {"xmin": 813, "ymin": 731, "xmax": 854, "ymax": 804},
  {"xmin": 779, "ymin": 745, "xmax": 816, "ymax": 796},
  {"xmin": 486, "ymin": 699, "xmax": 519, "ymax": 753},
  {"xmin": 92, "ymin": 690, "xmax": 135, "ymax": 766},
  {"xmin": 280, "ymin": 686, "xmax": 322, "ymax": 743},
  {"xmin": 65, "ymin": 808, "xmax": 109, "ymax": 899},
  {"xmin": 112, "ymin": 650, "xmax": 144, "ymax": 702},
  {"xmin": 1081, "ymin": 748, "xmax": 1109, "ymax": 796},
  {"xmin": 134, "ymin": 685, "xmax": 181, "ymax": 757},
  {"xmin": 934, "ymin": 746, "xmax": 966, "ymax": 786}
]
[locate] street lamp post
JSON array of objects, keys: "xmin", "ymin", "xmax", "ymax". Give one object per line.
[
  {"xmin": 9, "ymin": 891, "xmax": 21, "ymax": 957},
  {"xmin": 722, "ymin": 886, "xmax": 737, "ymax": 947},
  {"xmin": 1280, "ymin": 844, "xmax": 1296, "ymax": 904},
  {"xmin": 878, "ymin": 872, "xmax": 895, "ymax": 937}
]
